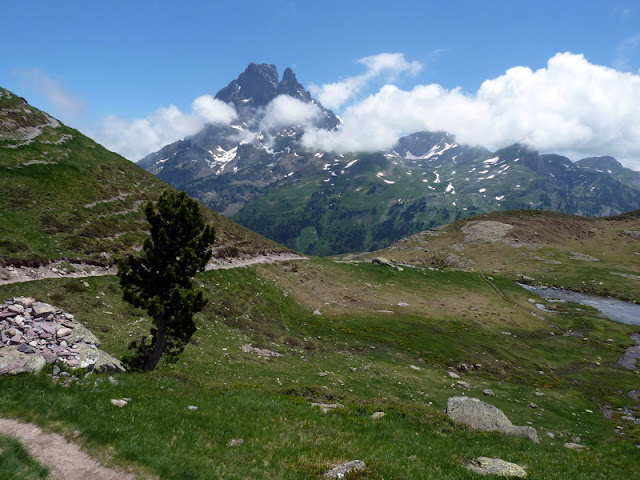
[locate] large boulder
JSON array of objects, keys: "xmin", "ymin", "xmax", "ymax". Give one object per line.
[{"xmin": 446, "ymin": 397, "xmax": 539, "ymax": 443}]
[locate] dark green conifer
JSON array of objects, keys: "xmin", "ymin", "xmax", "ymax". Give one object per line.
[{"xmin": 117, "ymin": 191, "xmax": 215, "ymax": 371}]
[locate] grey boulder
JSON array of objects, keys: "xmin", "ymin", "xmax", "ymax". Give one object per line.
[{"xmin": 446, "ymin": 397, "xmax": 539, "ymax": 443}]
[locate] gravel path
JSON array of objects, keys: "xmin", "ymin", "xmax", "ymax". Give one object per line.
[
  {"xmin": 0, "ymin": 418, "xmax": 136, "ymax": 480},
  {"xmin": 0, "ymin": 253, "xmax": 306, "ymax": 286}
]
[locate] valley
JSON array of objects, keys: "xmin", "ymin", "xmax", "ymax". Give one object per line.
[{"xmin": 1, "ymin": 70, "xmax": 640, "ymax": 480}]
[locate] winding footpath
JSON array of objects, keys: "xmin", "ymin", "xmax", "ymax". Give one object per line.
[
  {"xmin": 0, "ymin": 253, "xmax": 305, "ymax": 286},
  {"xmin": 0, "ymin": 253, "xmax": 305, "ymax": 479},
  {"xmin": 0, "ymin": 418, "xmax": 136, "ymax": 480}
]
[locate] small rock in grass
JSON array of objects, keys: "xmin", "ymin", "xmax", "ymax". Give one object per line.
[
  {"xmin": 528, "ymin": 402, "xmax": 538, "ymax": 409},
  {"xmin": 111, "ymin": 398, "xmax": 131, "ymax": 408},
  {"xmin": 227, "ymin": 438, "xmax": 243, "ymax": 446},
  {"xmin": 466, "ymin": 457, "xmax": 527, "ymax": 477},
  {"xmin": 311, "ymin": 403, "xmax": 344, "ymax": 414},
  {"xmin": 323, "ymin": 460, "xmax": 366, "ymax": 479},
  {"xmin": 564, "ymin": 442, "xmax": 587, "ymax": 450},
  {"xmin": 187, "ymin": 405, "xmax": 198, "ymax": 411},
  {"xmin": 447, "ymin": 371, "xmax": 461, "ymax": 379},
  {"xmin": 483, "ymin": 389, "xmax": 495, "ymax": 396},
  {"xmin": 371, "ymin": 411, "xmax": 385, "ymax": 420},
  {"xmin": 409, "ymin": 365, "xmax": 420, "ymax": 371},
  {"xmin": 533, "ymin": 391, "xmax": 545, "ymax": 397}
]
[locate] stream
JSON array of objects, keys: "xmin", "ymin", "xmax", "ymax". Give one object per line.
[{"xmin": 519, "ymin": 284, "xmax": 640, "ymax": 326}]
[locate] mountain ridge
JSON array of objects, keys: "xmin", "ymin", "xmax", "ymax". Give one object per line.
[{"xmin": 137, "ymin": 64, "xmax": 640, "ymax": 255}]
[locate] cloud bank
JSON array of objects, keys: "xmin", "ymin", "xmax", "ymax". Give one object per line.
[
  {"xmin": 303, "ymin": 52, "xmax": 640, "ymax": 168},
  {"xmin": 96, "ymin": 96, "xmax": 236, "ymax": 160},
  {"xmin": 94, "ymin": 52, "xmax": 640, "ymax": 169},
  {"xmin": 309, "ymin": 53, "xmax": 423, "ymax": 110},
  {"xmin": 259, "ymin": 95, "xmax": 322, "ymax": 131}
]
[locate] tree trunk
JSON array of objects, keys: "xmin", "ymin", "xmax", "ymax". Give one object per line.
[{"xmin": 143, "ymin": 319, "xmax": 168, "ymax": 372}]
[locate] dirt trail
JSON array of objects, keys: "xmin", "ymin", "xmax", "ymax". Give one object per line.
[
  {"xmin": 0, "ymin": 253, "xmax": 306, "ymax": 286},
  {"xmin": 0, "ymin": 418, "xmax": 136, "ymax": 480}
]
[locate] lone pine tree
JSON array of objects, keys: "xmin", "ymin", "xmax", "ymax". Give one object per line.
[{"xmin": 117, "ymin": 191, "xmax": 215, "ymax": 371}]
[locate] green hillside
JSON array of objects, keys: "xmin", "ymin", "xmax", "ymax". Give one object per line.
[
  {"xmin": 0, "ymin": 87, "xmax": 288, "ymax": 265},
  {"xmin": 0, "ymin": 257, "xmax": 638, "ymax": 479},
  {"xmin": 361, "ymin": 209, "xmax": 640, "ymax": 302}
]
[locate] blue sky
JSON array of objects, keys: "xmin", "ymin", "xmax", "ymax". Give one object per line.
[{"xmin": 2, "ymin": 1, "xmax": 640, "ymax": 166}]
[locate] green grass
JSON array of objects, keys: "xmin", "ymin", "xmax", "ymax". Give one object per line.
[
  {"xmin": 0, "ymin": 434, "xmax": 49, "ymax": 480},
  {"xmin": 0, "ymin": 260, "xmax": 638, "ymax": 478}
]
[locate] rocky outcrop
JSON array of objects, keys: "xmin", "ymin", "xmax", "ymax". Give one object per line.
[
  {"xmin": 0, "ymin": 297, "xmax": 125, "ymax": 375},
  {"xmin": 446, "ymin": 397, "xmax": 539, "ymax": 443},
  {"xmin": 619, "ymin": 334, "xmax": 640, "ymax": 370}
]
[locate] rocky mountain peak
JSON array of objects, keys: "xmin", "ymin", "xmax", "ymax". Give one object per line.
[
  {"xmin": 215, "ymin": 63, "xmax": 280, "ymax": 108},
  {"xmin": 276, "ymin": 67, "xmax": 312, "ymax": 102}
]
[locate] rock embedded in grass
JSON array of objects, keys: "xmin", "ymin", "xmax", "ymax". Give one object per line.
[
  {"xmin": 323, "ymin": 460, "xmax": 366, "ymax": 478},
  {"xmin": 466, "ymin": 457, "xmax": 527, "ymax": 477},
  {"xmin": 311, "ymin": 403, "xmax": 344, "ymax": 414},
  {"xmin": 446, "ymin": 396, "xmax": 539, "ymax": 443},
  {"xmin": 564, "ymin": 442, "xmax": 587, "ymax": 450}
]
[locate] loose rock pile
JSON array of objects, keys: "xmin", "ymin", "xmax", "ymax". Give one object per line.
[{"xmin": 0, "ymin": 297, "xmax": 125, "ymax": 375}]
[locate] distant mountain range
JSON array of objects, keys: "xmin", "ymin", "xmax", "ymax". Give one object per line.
[{"xmin": 139, "ymin": 63, "xmax": 640, "ymax": 256}]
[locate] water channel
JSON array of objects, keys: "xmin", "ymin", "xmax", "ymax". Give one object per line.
[{"xmin": 519, "ymin": 284, "xmax": 640, "ymax": 326}]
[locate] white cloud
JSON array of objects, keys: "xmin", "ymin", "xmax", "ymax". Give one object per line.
[
  {"xmin": 13, "ymin": 68, "xmax": 86, "ymax": 120},
  {"xmin": 309, "ymin": 53, "xmax": 423, "ymax": 110},
  {"xmin": 259, "ymin": 95, "xmax": 322, "ymax": 131},
  {"xmin": 302, "ymin": 52, "xmax": 640, "ymax": 169},
  {"xmin": 95, "ymin": 95, "xmax": 236, "ymax": 160}
]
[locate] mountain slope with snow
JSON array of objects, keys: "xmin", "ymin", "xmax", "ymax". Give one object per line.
[{"xmin": 138, "ymin": 64, "xmax": 640, "ymax": 256}]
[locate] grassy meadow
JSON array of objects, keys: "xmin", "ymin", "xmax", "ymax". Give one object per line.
[{"xmin": 0, "ymin": 259, "xmax": 638, "ymax": 479}]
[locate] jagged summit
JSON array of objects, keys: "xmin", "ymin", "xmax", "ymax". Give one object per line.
[
  {"xmin": 277, "ymin": 67, "xmax": 312, "ymax": 102},
  {"xmin": 212, "ymin": 63, "xmax": 338, "ymax": 130},
  {"xmin": 139, "ymin": 62, "xmax": 341, "ymax": 196},
  {"xmin": 215, "ymin": 63, "xmax": 279, "ymax": 108}
]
